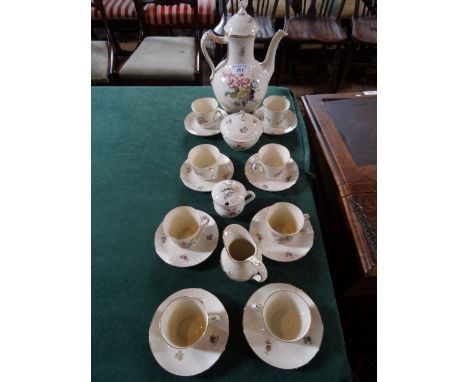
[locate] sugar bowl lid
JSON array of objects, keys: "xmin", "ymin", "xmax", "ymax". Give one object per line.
[
  {"xmin": 224, "ymin": 1, "xmax": 259, "ymax": 37},
  {"xmin": 212, "ymin": 180, "xmax": 247, "ymax": 206},
  {"xmin": 220, "ymin": 111, "xmax": 263, "ymax": 142}
]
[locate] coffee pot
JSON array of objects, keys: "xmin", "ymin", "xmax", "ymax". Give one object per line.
[{"xmin": 201, "ymin": 1, "xmax": 287, "ymax": 113}]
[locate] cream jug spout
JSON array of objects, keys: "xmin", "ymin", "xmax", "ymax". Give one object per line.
[{"xmin": 260, "ymin": 29, "xmax": 288, "ymax": 75}]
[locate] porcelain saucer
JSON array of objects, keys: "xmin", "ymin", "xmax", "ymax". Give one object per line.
[
  {"xmin": 245, "ymin": 154, "xmax": 299, "ymax": 192},
  {"xmin": 249, "ymin": 206, "xmax": 314, "ymax": 262},
  {"xmin": 154, "ymin": 210, "xmax": 218, "ymax": 267},
  {"xmin": 184, "ymin": 109, "xmax": 228, "ymax": 136},
  {"xmin": 180, "ymin": 153, "xmax": 234, "ymax": 192},
  {"xmin": 149, "ymin": 288, "xmax": 229, "ymax": 377},
  {"xmin": 253, "ymin": 106, "xmax": 297, "ymax": 135},
  {"xmin": 243, "ymin": 283, "xmax": 323, "ymax": 369}
]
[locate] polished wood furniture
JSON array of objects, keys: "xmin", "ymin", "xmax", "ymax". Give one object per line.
[
  {"xmin": 339, "ymin": 0, "xmax": 376, "ymax": 88},
  {"xmin": 91, "ymin": 0, "xmax": 117, "ymax": 84},
  {"xmin": 116, "ymin": 0, "xmax": 202, "ymax": 85},
  {"xmin": 301, "ymin": 91, "xmax": 376, "ymax": 350},
  {"xmin": 285, "ymin": 0, "xmax": 348, "ymax": 92}
]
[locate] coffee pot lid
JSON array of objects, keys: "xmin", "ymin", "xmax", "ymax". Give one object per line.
[
  {"xmin": 224, "ymin": 1, "xmax": 259, "ymax": 37},
  {"xmin": 212, "ymin": 180, "xmax": 247, "ymax": 206}
]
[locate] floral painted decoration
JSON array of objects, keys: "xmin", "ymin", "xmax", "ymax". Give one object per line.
[
  {"xmin": 303, "ymin": 335, "xmax": 312, "ymax": 344},
  {"xmin": 264, "ymin": 339, "xmax": 272, "ymax": 355},
  {"xmin": 210, "ymin": 334, "xmax": 219, "ymax": 345},
  {"xmin": 175, "ymin": 350, "xmax": 184, "ymax": 361},
  {"xmin": 196, "ymin": 116, "xmax": 209, "ymax": 125},
  {"xmin": 179, "ymin": 255, "xmax": 189, "ymax": 261},
  {"xmin": 161, "ymin": 236, "xmax": 167, "ymax": 243},
  {"xmin": 285, "ymin": 251, "xmax": 293, "ymax": 259},
  {"xmin": 255, "ymin": 233, "xmax": 263, "ymax": 242},
  {"xmin": 224, "ymin": 73, "xmax": 258, "ymax": 108}
]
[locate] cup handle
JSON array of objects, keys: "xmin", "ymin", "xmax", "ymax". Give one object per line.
[
  {"xmin": 208, "ymin": 314, "xmax": 221, "ymax": 323},
  {"xmin": 200, "ymin": 215, "xmax": 210, "ymax": 229},
  {"xmin": 244, "ymin": 191, "xmax": 256, "ymax": 205},
  {"xmin": 251, "ymin": 161, "xmax": 265, "ymax": 176},
  {"xmin": 214, "ymin": 109, "xmax": 223, "ymax": 121},
  {"xmin": 247, "ymin": 256, "xmax": 268, "ymax": 283}
]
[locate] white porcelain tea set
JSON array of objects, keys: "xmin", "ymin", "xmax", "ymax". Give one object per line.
[{"xmin": 150, "ymin": 1, "xmax": 323, "ymax": 376}]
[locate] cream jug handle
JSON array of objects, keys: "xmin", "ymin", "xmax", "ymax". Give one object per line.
[
  {"xmin": 248, "ymin": 256, "xmax": 268, "ymax": 283},
  {"xmin": 201, "ymin": 30, "xmax": 228, "ymax": 81}
]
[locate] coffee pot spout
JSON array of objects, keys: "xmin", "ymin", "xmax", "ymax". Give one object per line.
[{"xmin": 260, "ymin": 29, "xmax": 288, "ymax": 76}]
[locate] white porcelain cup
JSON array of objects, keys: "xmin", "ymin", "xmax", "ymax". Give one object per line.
[
  {"xmin": 266, "ymin": 202, "xmax": 310, "ymax": 244},
  {"xmin": 160, "ymin": 296, "xmax": 220, "ymax": 348},
  {"xmin": 252, "ymin": 290, "xmax": 311, "ymax": 342},
  {"xmin": 263, "ymin": 95, "xmax": 290, "ymax": 127},
  {"xmin": 251, "ymin": 143, "xmax": 291, "ymax": 180},
  {"xmin": 162, "ymin": 206, "xmax": 209, "ymax": 248},
  {"xmin": 187, "ymin": 144, "xmax": 220, "ymax": 181},
  {"xmin": 191, "ymin": 97, "xmax": 223, "ymax": 129}
]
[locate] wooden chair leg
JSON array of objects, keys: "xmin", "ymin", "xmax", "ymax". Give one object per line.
[
  {"xmin": 337, "ymin": 41, "xmax": 355, "ymax": 91},
  {"xmin": 330, "ymin": 43, "xmax": 342, "ymax": 93}
]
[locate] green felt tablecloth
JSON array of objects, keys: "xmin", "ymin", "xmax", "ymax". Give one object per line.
[{"xmin": 92, "ymin": 86, "xmax": 352, "ymax": 381}]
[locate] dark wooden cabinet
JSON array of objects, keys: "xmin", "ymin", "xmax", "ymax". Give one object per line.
[{"xmin": 301, "ymin": 92, "xmax": 376, "ymax": 352}]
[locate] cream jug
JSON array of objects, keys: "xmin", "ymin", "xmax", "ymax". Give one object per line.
[
  {"xmin": 221, "ymin": 224, "xmax": 268, "ymax": 282},
  {"xmin": 201, "ymin": 1, "xmax": 287, "ymax": 113}
]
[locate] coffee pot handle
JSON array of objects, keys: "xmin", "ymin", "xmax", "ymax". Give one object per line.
[
  {"xmin": 201, "ymin": 30, "xmax": 228, "ymax": 81},
  {"xmin": 248, "ymin": 256, "xmax": 268, "ymax": 283}
]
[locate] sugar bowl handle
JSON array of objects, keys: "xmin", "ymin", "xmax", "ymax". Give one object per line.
[{"xmin": 244, "ymin": 191, "xmax": 256, "ymax": 205}]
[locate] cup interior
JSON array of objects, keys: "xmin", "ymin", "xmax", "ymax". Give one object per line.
[
  {"xmin": 191, "ymin": 97, "xmax": 218, "ymax": 114},
  {"xmin": 188, "ymin": 145, "xmax": 219, "ymax": 168},
  {"xmin": 259, "ymin": 144, "xmax": 290, "ymax": 167},
  {"xmin": 228, "ymin": 239, "xmax": 256, "ymax": 261},
  {"xmin": 263, "ymin": 290, "xmax": 311, "ymax": 342},
  {"xmin": 164, "ymin": 207, "xmax": 200, "ymax": 240},
  {"xmin": 160, "ymin": 297, "xmax": 207, "ymax": 348},
  {"xmin": 267, "ymin": 202, "xmax": 304, "ymax": 235},
  {"xmin": 263, "ymin": 96, "xmax": 290, "ymax": 112}
]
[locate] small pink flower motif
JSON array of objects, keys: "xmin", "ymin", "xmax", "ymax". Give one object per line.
[
  {"xmin": 240, "ymin": 78, "xmax": 251, "ymax": 87},
  {"xmin": 185, "ymin": 166, "xmax": 191, "ymax": 174},
  {"xmin": 210, "ymin": 334, "xmax": 219, "ymax": 345},
  {"xmin": 179, "ymin": 255, "xmax": 189, "ymax": 261},
  {"xmin": 264, "ymin": 339, "xmax": 272, "ymax": 355},
  {"xmin": 273, "ymin": 169, "xmax": 284, "ymax": 178},
  {"xmin": 285, "ymin": 251, "xmax": 293, "ymax": 259},
  {"xmin": 303, "ymin": 336, "xmax": 312, "ymax": 344},
  {"xmin": 262, "ymin": 184, "xmax": 269, "ymax": 189},
  {"xmin": 206, "ymin": 234, "xmax": 213, "ymax": 241},
  {"xmin": 161, "ymin": 236, "xmax": 167, "ymax": 243},
  {"xmin": 175, "ymin": 350, "xmax": 184, "ymax": 361},
  {"xmin": 255, "ymin": 233, "xmax": 263, "ymax": 242},
  {"xmin": 285, "ymin": 175, "xmax": 292, "ymax": 182},
  {"xmin": 222, "ymin": 172, "xmax": 231, "ymax": 180},
  {"xmin": 197, "ymin": 116, "xmax": 208, "ymax": 125}
]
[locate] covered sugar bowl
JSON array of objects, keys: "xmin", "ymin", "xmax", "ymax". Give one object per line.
[
  {"xmin": 220, "ymin": 111, "xmax": 263, "ymax": 151},
  {"xmin": 211, "ymin": 180, "xmax": 255, "ymax": 218}
]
